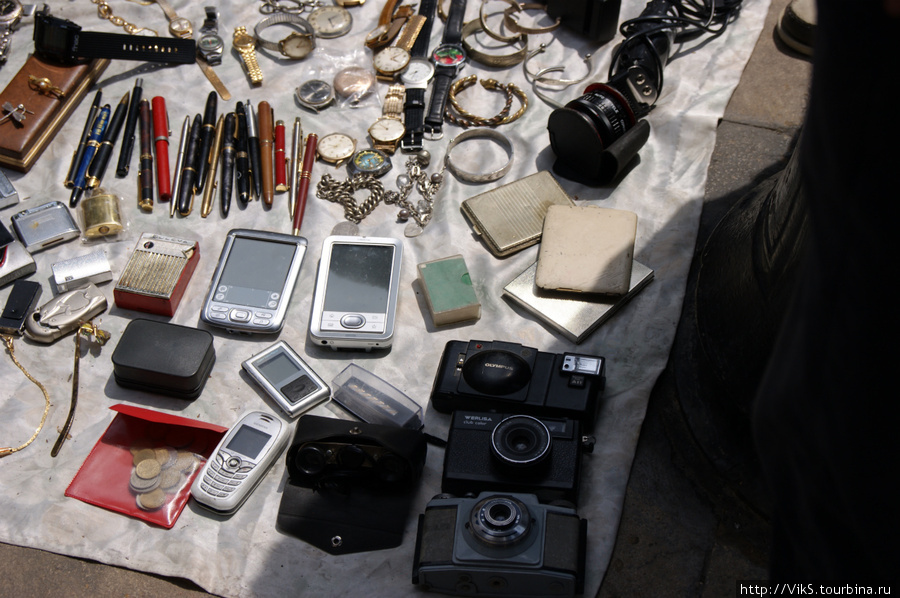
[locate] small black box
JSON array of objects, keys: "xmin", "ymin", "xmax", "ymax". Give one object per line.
[{"xmin": 111, "ymin": 319, "xmax": 215, "ymax": 400}]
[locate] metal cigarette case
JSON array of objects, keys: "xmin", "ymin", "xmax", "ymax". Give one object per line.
[
  {"xmin": 0, "ymin": 240, "xmax": 36, "ymax": 288},
  {"xmin": 10, "ymin": 201, "xmax": 80, "ymax": 253},
  {"xmin": 51, "ymin": 249, "xmax": 113, "ymax": 292},
  {"xmin": 0, "ymin": 170, "xmax": 19, "ymax": 209},
  {"xmin": 114, "ymin": 232, "xmax": 200, "ymax": 317}
]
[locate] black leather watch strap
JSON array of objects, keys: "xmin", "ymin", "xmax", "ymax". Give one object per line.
[
  {"xmin": 81, "ymin": 32, "xmax": 196, "ymax": 63},
  {"xmin": 411, "ymin": 0, "xmax": 438, "ymax": 58},
  {"xmin": 402, "ymin": 87, "xmax": 427, "ymax": 151},
  {"xmin": 424, "ymin": 68, "xmax": 454, "ymax": 131},
  {"xmin": 443, "ymin": 0, "xmax": 467, "ymax": 44}
]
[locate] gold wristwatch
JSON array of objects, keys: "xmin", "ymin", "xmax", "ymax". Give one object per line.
[
  {"xmin": 368, "ymin": 84, "xmax": 406, "ymax": 154},
  {"xmin": 154, "ymin": 0, "xmax": 193, "ymax": 38},
  {"xmin": 233, "ymin": 27, "xmax": 263, "ymax": 86},
  {"xmin": 372, "ymin": 14, "xmax": 425, "ymax": 81}
]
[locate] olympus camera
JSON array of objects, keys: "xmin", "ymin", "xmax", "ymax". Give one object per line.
[
  {"xmin": 430, "ymin": 340, "xmax": 605, "ymax": 429},
  {"xmin": 285, "ymin": 415, "xmax": 427, "ymax": 492},
  {"xmin": 412, "ymin": 492, "xmax": 587, "ymax": 597},
  {"xmin": 442, "ymin": 411, "xmax": 593, "ymax": 504}
]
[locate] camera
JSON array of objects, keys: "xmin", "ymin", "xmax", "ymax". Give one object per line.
[
  {"xmin": 430, "ymin": 340, "xmax": 605, "ymax": 429},
  {"xmin": 412, "ymin": 492, "xmax": 587, "ymax": 597},
  {"xmin": 442, "ymin": 411, "xmax": 593, "ymax": 504},
  {"xmin": 285, "ymin": 415, "xmax": 427, "ymax": 491}
]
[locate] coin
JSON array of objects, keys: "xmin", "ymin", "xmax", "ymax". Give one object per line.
[
  {"xmin": 129, "ymin": 470, "xmax": 160, "ymax": 493},
  {"xmin": 135, "ymin": 458, "xmax": 161, "ymax": 479},
  {"xmin": 159, "ymin": 468, "xmax": 183, "ymax": 491},
  {"xmin": 132, "ymin": 448, "xmax": 157, "ymax": 465},
  {"xmin": 155, "ymin": 447, "xmax": 177, "ymax": 468},
  {"xmin": 136, "ymin": 488, "xmax": 167, "ymax": 510},
  {"xmin": 175, "ymin": 451, "xmax": 197, "ymax": 472}
]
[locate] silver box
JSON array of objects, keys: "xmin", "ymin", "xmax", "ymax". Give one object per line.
[{"xmin": 51, "ymin": 249, "xmax": 113, "ymax": 292}]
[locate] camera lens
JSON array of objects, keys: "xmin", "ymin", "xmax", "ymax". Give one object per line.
[
  {"xmin": 491, "ymin": 415, "xmax": 551, "ymax": 468},
  {"xmin": 375, "ymin": 452, "xmax": 411, "ymax": 484},
  {"xmin": 469, "ymin": 495, "xmax": 530, "ymax": 546},
  {"xmin": 336, "ymin": 444, "xmax": 367, "ymax": 470},
  {"xmin": 295, "ymin": 444, "xmax": 327, "ymax": 476}
]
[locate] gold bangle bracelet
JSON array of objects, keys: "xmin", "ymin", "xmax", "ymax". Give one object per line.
[
  {"xmin": 446, "ymin": 75, "xmax": 528, "ymax": 128},
  {"xmin": 503, "ymin": 2, "xmax": 561, "ymax": 35},
  {"xmin": 461, "ymin": 19, "xmax": 528, "ymax": 67}
]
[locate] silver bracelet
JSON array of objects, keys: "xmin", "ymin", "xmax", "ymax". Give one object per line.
[
  {"xmin": 443, "ymin": 128, "xmax": 515, "ymax": 184},
  {"xmin": 523, "ymin": 43, "xmax": 594, "ymax": 90}
]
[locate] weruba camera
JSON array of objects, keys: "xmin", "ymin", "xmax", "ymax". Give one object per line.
[
  {"xmin": 442, "ymin": 411, "xmax": 592, "ymax": 504},
  {"xmin": 430, "ymin": 340, "xmax": 606, "ymax": 429},
  {"xmin": 412, "ymin": 492, "xmax": 587, "ymax": 597},
  {"xmin": 285, "ymin": 415, "xmax": 427, "ymax": 491}
]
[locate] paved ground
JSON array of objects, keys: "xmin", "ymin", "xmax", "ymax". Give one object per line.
[{"xmin": 0, "ymin": 0, "xmax": 811, "ymax": 595}]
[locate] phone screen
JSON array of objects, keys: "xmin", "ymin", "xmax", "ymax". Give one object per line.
[
  {"xmin": 218, "ymin": 237, "xmax": 297, "ymax": 309},
  {"xmin": 225, "ymin": 425, "xmax": 271, "ymax": 460},
  {"xmin": 322, "ymin": 243, "xmax": 395, "ymax": 313}
]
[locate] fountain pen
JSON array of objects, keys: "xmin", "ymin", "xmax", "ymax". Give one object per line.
[
  {"xmin": 219, "ymin": 112, "xmax": 237, "ymax": 217},
  {"xmin": 177, "ymin": 114, "xmax": 202, "ymax": 216},
  {"xmin": 235, "ymin": 102, "xmax": 251, "ymax": 206},
  {"xmin": 87, "ymin": 91, "xmax": 130, "ymax": 190},
  {"xmin": 69, "ymin": 103, "xmax": 110, "ymax": 207},
  {"xmin": 245, "ymin": 99, "xmax": 262, "ymax": 200},
  {"xmin": 195, "ymin": 91, "xmax": 217, "ymax": 193}
]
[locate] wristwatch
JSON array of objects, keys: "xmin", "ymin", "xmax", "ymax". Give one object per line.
[
  {"xmin": 233, "ymin": 27, "xmax": 263, "ymax": 85},
  {"xmin": 0, "ymin": 0, "xmax": 32, "ymax": 64},
  {"xmin": 425, "ymin": 0, "xmax": 468, "ymax": 138},
  {"xmin": 368, "ymin": 84, "xmax": 406, "ymax": 154},
  {"xmin": 400, "ymin": 0, "xmax": 438, "ymax": 152},
  {"xmin": 365, "ymin": 1, "xmax": 415, "ymax": 51},
  {"xmin": 254, "ymin": 13, "xmax": 315, "ymax": 60},
  {"xmin": 372, "ymin": 14, "xmax": 425, "ymax": 81},
  {"xmin": 295, "ymin": 79, "xmax": 335, "ymax": 113},
  {"xmin": 155, "ymin": 0, "xmax": 193, "ymax": 39},
  {"xmin": 308, "ymin": 5, "xmax": 353, "ymax": 38},
  {"xmin": 197, "ymin": 7, "xmax": 223, "ymax": 66},
  {"xmin": 348, "ymin": 149, "xmax": 392, "ymax": 178},
  {"xmin": 317, "ymin": 133, "xmax": 357, "ymax": 167}
]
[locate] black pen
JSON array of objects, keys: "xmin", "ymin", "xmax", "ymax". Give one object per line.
[
  {"xmin": 177, "ymin": 114, "xmax": 202, "ymax": 216},
  {"xmin": 244, "ymin": 98, "xmax": 263, "ymax": 200},
  {"xmin": 195, "ymin": 91, "xmax": 217, "ymax": 193},
  {"xmin": 65, "ymin": 89, "xmax": 102, "ymax": 188},
  {"xmin": 115, "ymin": 78, "xmax": 143, "ymax": 177},
  {"xmin": 219, "ymin": 112, "xmax": 236, "ymax": 217},
  {"xmin": 137, "ymin": 98, "xmax": 154, "ymax": 211},
  {"xmin": 86, "ymin": 91, "xmax": 130, "ymax": 190},
  {"xmin": 170, "ymin": 116, "xmax": 191, "ymax": 218},
  {"xmin": 235, "ymin": 102, "xmax": 251, "ymax": 207}
]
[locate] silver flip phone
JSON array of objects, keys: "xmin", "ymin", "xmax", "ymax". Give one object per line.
[
  {"xmin": 200, "ymin": 229, "xmax": 308, "ymax": 334},
  {"xmin": 308, "ymin": 235, "xmax": 403, "ymax": 351}
]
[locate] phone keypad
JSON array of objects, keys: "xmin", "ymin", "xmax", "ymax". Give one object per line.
[{"xmin": 202, "ymin": 451, "xmax": 255, "ymax": 497}]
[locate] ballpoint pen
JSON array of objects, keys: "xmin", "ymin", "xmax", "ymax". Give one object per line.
[
  {"xmin": 257, "ymin": 101, "xmax": 275, "ymax": 207},
  {"xmin": 69, "ymin": 103, "xmax": 110, "ymax": 207},
  {"xmin": 86, "ymin": 92, "xmax": 130, "ymax": 190},
  {"xmin": 275, "ymin": 120, "xmax": 287, "ymax": 193},
  {"xmin": 65, "ymin": 89, "xmax": 101, "ymax": 188},
  {"xmin": 245, "ymin": 99, "xmax": 263, "ymax": 200},
  {"xmin": 170, "ymin": 116, "xmax": 191, "ymax": 217},
  {"xmin": 196, "ymin": 91, "xmax": 217, "ymax": 194},
  {"xmin": 293, "ymin": 133, "xmax": 318, "ymax": 236},
  {"xmin": 219, "ymin": 112, "xmax": 237, "ymax": 217},
  {"xmin": 151, "ymin": 96, "xmax": 172, "ymax": 203},
  {"xmin": 289, "ymin": 117, "xmax": 303, "ymax": 219},
  {"xmin": 201, "ymin": 114, "xmax": 225, "ymax": 218},
  {"xmin": 137, "ymin": 98, "xmax": 154, "ymax": 211},
  {"xmin": 115, "ymin": 78, "xmax": 143, "ymax": 177},
  {"xmin": 177, "ymin": 114, "xmax": 202, "ymax": 216},
  {"xmin": 235, "ymin": 102, "xmax": 251, "ymax": 207}
]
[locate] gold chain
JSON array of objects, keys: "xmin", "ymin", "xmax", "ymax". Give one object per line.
[
  {"xmin": 91, "ymin": 0, "xmax": 159, "ymax": 36},
  {"xmin": 1, "ymin": 335, "xmax": 52, "ymax": 458}
]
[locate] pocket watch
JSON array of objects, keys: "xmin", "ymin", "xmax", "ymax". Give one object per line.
[
  {"xmin": 317, "ymin": 133, "xmax": 357, "ymax": 167},
  {"xmin": 333, "ymin": 66, "xmax": 376, "ymax": 104},
  {"xmin": 307, "ymin": 5, "xmax": 353, "ymax": 38},
  {"xmin": 295, "ymin": 79, "xmax": 335, "ymax": 113}
]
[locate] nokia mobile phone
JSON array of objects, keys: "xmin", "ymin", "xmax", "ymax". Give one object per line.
[
  {"xmin": 200, "ymin": 229, "xmax": 308, "ymax": 334},
  {"xmin": 242, "ymin": 341, "xmax": 331, "ymax": 418},
  {"xmin": 308, "ymin": 235, "xmax": 403, "ymax": 350},
  {"xmin": 190, "ymin": 410, "xmax": 292, "ymax": 515}
]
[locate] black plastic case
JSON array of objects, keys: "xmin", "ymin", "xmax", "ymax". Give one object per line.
[{"xmin": 111, "ymin": 319, "xmax": 216, "ymax": 400}]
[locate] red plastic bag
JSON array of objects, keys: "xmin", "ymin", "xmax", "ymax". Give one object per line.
[{"xmin": 65, "ymin": 404, "xmax": 227, "ymax": 528}]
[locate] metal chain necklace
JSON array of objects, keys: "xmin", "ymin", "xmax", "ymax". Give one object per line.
[{"xmin": 90, "ymin": 0, "xmax": 159, "ymax": 36}]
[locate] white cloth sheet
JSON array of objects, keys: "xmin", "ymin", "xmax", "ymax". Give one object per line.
[{"xmin": 0, "ymin": 0, "xmax": 770, "ymax": 595}]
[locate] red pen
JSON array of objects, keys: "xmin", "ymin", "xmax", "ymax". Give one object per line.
[
  {"xmin": 275, "ymin": 120, "xmax": 287, "ymax": 193},
  {"xmin": 151, "ymin": 96, "xmax": 172, "ymax": 202},
  {"xmin": 292, "ymin": 133, "xmax": 317, "ymax": 236}
]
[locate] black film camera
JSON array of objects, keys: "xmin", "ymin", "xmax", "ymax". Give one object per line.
[
  {"xmin": 442, "ymin": 411, "xmax": 592, "ymax": 504},
  {"xmin": 430, "ymin": 340, "xmax": 605, "ymax": 429},
  {"xmin": 285, "ymin": 415, "xmax": 427, "ymax": 491},
  {"xmin": 412, "ymin": 492, "xmax": 587, "ymax": 597}
]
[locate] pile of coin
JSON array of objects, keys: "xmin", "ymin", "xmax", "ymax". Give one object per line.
[{"xmin": 129, "ymin": 441, "xmax": 203, "ymax": 511}]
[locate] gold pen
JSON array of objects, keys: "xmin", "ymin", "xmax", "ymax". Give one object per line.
[
  {"xmin": 257, "ymin": 101, "xmax": 275, "ymax": 207},
  {"xmin": 200, "ymin": 115, "xmax": 225, "ymax": 218},
  {"xmin": 288, "ymin": 117, "xmax": 303, "ymax": 219}
]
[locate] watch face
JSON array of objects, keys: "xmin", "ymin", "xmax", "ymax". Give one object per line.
[
  {"xmin": 198, "ymin": 34, "xmax": 224, "ymax": 53},
  {"xmin": 350, "ymin": 149, "xmax": 391, "ymax": 177},
  {"xmin": 333, "ymin": 66, "xmax": 376, "ymax": 102},
  {"xmin": 296, "ymin": 79, "xmax": 335, "ymax": 111},
  {"xmin": 432, "ymin": 43, "xmax": 466, "ymax": 67},
  {"xmin": 373, "ymin": 46, "xmax": 410, "ymax": 75},
  {"xmin": 169, "ymin": 17, "xmax": 193, "ymax": 38},
  {"xmin": 308, "ymin": 6, "xmax": 353, "ymax": 38},
  {"xmin": 0, "ymin": 0, "xmax": 21, "ymax": 21},
  {"xmin": 280, "ymin": 33, "xmax": 315, "ymax": 59},
  {"xmin": 317, "ymin": 133, "xmax": 356, "ymax": 164},
  {"xmin": 369, "ymin": 118, "xmax": 405, "ymax": 143},
  {"xmin": 233, "ymin": 31, "xmax": 255, "ymax": 49},
  {"xmin": 400, "ymin": 57, "xmax": 435, "ymax": 86}
]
